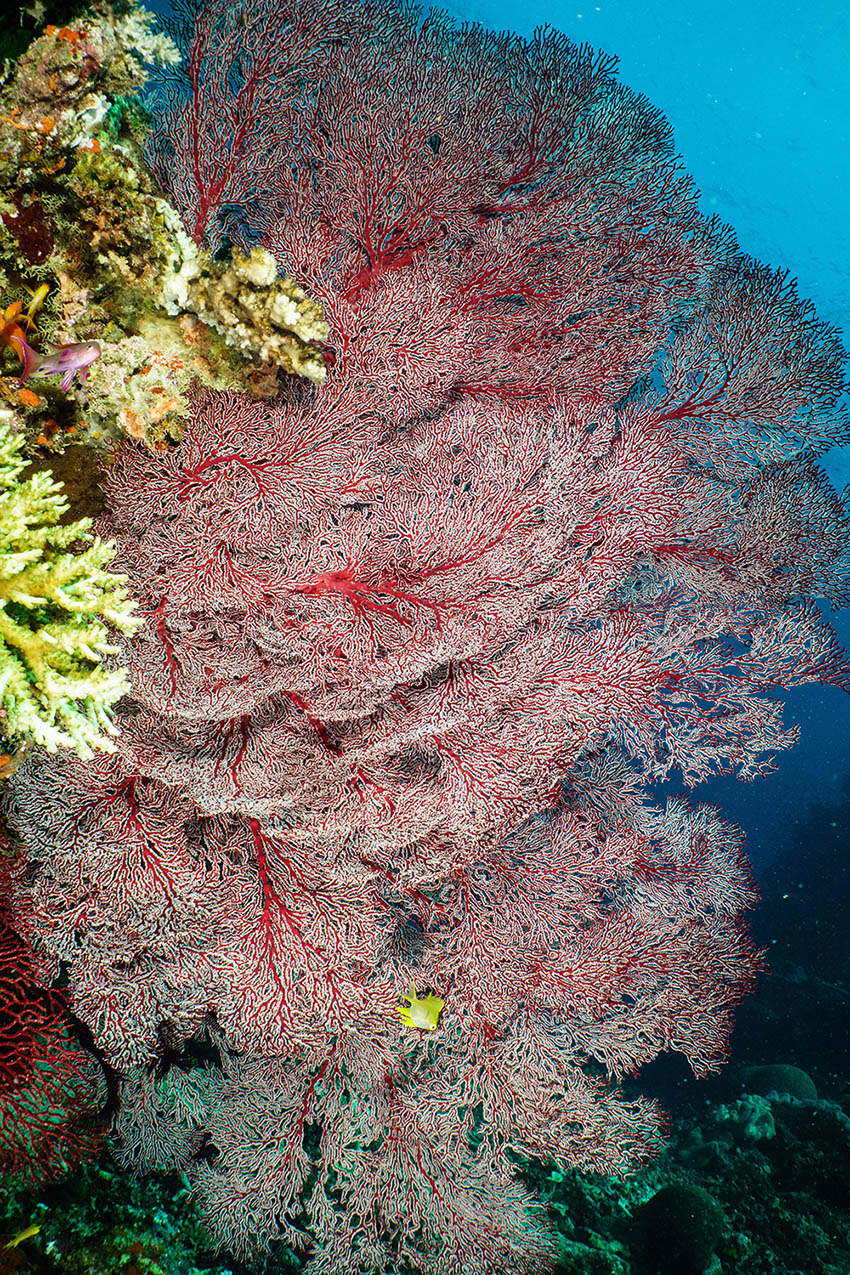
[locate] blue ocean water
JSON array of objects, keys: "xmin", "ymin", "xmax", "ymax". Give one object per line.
[{"xmin": 440, "ymin": 0, "xmax": 850, "ymax": 876}]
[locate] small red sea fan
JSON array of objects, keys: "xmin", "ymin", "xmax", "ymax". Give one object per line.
[{"xmin": 0, "ymin": 908, "xmax": 105, "ymax": 1186}]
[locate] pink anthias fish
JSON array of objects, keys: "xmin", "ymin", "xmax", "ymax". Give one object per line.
[{"xmin": 10, "ymin": 334, "xmax": 101, "ymax": 391}]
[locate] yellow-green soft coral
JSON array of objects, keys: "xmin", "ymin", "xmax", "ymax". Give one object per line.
[{"xmin": 0, "ymin": 418, "xmax": 139, "ymax": 758}]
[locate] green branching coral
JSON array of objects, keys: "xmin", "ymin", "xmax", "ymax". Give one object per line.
[{"xmin": 0, "ymin": 418, "xmax": 139, "ymax": 758}]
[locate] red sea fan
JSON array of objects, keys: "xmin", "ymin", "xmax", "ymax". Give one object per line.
[
  {"xmin": 0, "ymin": 907, "xmax": 105, "ymax": 1186},
  {"xmin": 2, "ymin": 0, "xmax": 850, "ymax": 1269}
]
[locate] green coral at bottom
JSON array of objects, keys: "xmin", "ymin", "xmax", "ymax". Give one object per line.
[{"xmin": 0, "ymin": 417, "xmax": 139, "ymax": 759}]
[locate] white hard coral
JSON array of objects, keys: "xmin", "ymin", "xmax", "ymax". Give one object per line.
[{"xmin": 178, "ymin": 247, "xmax": 330, "ymax": 385}]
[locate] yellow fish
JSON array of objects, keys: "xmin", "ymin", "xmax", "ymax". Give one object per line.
[
  {"xmin": 21, "ymin": 283, "xmax": 50, "ymax": 333},
  {"xmin": 4, "ymin": 1222, "xmax": 40, "ymax": 1248},
  {"xmin": 395, "ymin": 984, "xmax": 445, "ymax": 1030}
]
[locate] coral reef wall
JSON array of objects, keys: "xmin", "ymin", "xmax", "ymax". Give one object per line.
[{"xmin": 3, "ymin": 0, "xmax": 850, "ymax": 1272}]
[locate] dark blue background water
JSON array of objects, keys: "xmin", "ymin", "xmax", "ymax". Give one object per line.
[{"xmin": 442, "ymin": 0, "xmax": 850, "ymax": 873}]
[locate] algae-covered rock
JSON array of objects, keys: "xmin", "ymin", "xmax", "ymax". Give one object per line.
[
  {"xmin": 0, "ymin": 2, "xmax": 328, "ymax": 451},
  {"xmin": 739, "ymin": 1063, "xmax": 818, "ymax": 1101},
  {"xmin": 629, "ymin": 1184, "xmax": 727, "ymax": 1275}
]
